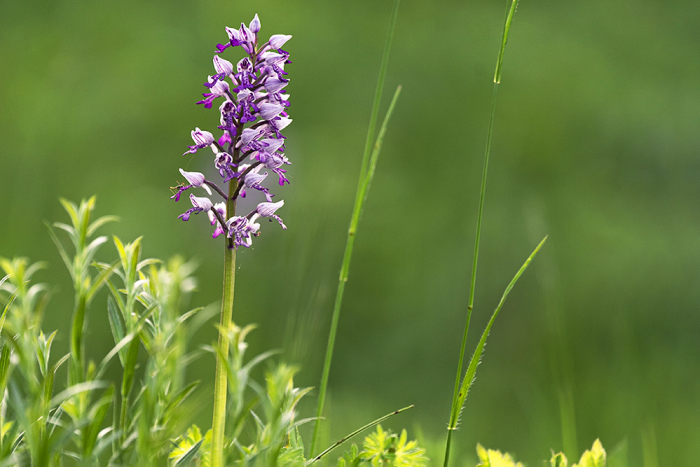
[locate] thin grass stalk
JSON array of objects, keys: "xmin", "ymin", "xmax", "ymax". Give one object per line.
[
  {"xmin": 210, "ymin": 185, "xmax": 238, "ymax": 467},
  {"xmin": 309, "ymin": 2, "xmax": 402, "ymax": 446},
  {"xmin": 307, "ymin": 405, "xmax": 413, "ymax": 465},
  {"xmin": 443, "ymin": 1, "xmax": 521, "ymax": 465}
]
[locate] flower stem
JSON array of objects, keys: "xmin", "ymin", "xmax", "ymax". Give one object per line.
[{"xmin": 211, "ymin": 186, "xmax": 237, "ymax": 467}]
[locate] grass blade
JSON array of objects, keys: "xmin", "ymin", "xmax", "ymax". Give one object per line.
[
  {"xmin": 306, "ymin": 405, "xmax": 413, "ymax": 465},
  {"xmin": 443, "ymin": 1, "xmax": 522, "ymax": 465},
  {"xmin": 446, "ymin": 237, "xmax": 546, "ymax": 458},
  {"xmin": 310, "ymin": 0, "xmax": 402, "ymax": 455}
]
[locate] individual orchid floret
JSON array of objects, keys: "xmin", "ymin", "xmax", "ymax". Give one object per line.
[
  {"xmin": 198, "ymin": 77, "xmax": 230, "ymax": 109},
  {"xmin": 237, "ymin": 128, "xmax": 263, "ymax": 148},
  {"xmin": 226, "ymin": 216, "xmax": 259, "ymax": 248},
  {"xmin": 266, "ymin": 116, "xmax": 292, "ymax": 137},
  {"xmin": 254, "ymin": 149, "xmax": 290, "ymax": 185},
  {"xmin": 214, "ymin": 152, "xmax": 237, "ymax": 182},
  {"xmin": 208, "ymin": 202, "xmax": 227, "ymax": 238},
  {"xmin": 236, "ymin": 90, "xmax": 259, "ymax": 124},
  {"xmin": 255, "ymin": 200, "xmax": 286, "ymax": 229},
  {"xmin": 249, "ymin": 14, "xmax": 261, "ymax": 33},
  {"xmin": 218, "ymin": 100, "xmax": 238, "ymax": 138},
  {"xmin": 183, "ymin": 128, "xmax": 216, "ymax": 156},
  {"xmin": 232, "ymin": 57, "xmax": 255, "ymax": 92},
  {"xmin": 264, "ymin": 78, "xmax": 290, "ymax": 94},
  {"xmin": 258, "ymin": 103, "xmax": 285, "ymax": 121},
  {"xmin": 207, "ymin": 56, "xmax": 234, "ymax": 85},
  {"xmin": 171, "ymin": 168, "xmax": 213, "ymax": 201},
  {"xmin": 178, "ymin": 194, "xmax": 214, "ymax": 221},
  {"xmin": 268, "ymin": 34, "xmax": 292, "ymax": 51},
  {"xmin": 236, "ymin": 16, "xmax": 259, "ymax": 55},
  {"xmin": 241, "ymin": 166, "xmax": 273, "ymax": 202}
]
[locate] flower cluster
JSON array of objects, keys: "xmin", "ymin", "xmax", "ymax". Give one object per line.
[{"xmin": 172, "ymin": 14, "xmax": 292, "ymax": 248}]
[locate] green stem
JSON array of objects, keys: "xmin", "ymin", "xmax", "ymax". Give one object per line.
[
  {"xmin": 443, "ymin": 1, "xmax": 520, "ymax": 465},
  {"xmin": 69, "ymin": 293, "xmax": 86, "ymax": 385},
  {"xmin": 309, "ymin": 0, "xmax": 401, "ymax": 449},
  {"xmin": 443, "ymin": 83, "xmax": 499, "ymax": 467},
  {"xmin": 211, "ymin": 188, "xmax": 237, "ymax": 467}
]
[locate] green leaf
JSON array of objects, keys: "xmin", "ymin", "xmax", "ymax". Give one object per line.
[
  {"xmin": 113, "ymin": 236, "xmax": 128, "ymax": 273},
  {"xmin": 450, "ymin": 236, "xmax": 547, "ymax": 428},
  {"xmin": 77, "ymin": 196, "xmax": 96, "ymax": 247},
  {"xmin": 476, "ymin": 444, "xmax": 523, "ymax": 467},
  {"xmin": 50, "ymin": 353, "xmax": 70, "ymax": 375},
  {"xmin": 24, "ymin": 261, "xmax": 48, "ymax": 281},
  {"xmin": 0, "ymin": 289, "xmax": 14, "ymax": 334},
  {"xmin": 107, "ymin": 297, "xmax": 126, "ymax": 354},
  {"xmin": 550, "ymin": 452, "xmax": 568, "ymax": 467},
  {"xmin": 175, "ymin": 439, "xmax": 204, "ymax": 466},
  {"xmin": 95, "ymin": 333, "xmax": 135, "ymax": 382},
  {"xmin": 104, "ymin": 277, "xmax": 126, "ymax": 317},
  {"xmin": 84, "ymin": 235, "xmax": 109, "ymax": 264},
  {"xmin": 0, "ymin": 344, "xmax": 12, "ymax": 406},
  {"xmin": 136, "ymin": 258, "xmax": 161, "ymax": 272},
  {"xmin": 86, "ymin": 260, "xmax": 119, "ymax": 304},
  {"xmin": 493, "ymin": 0, "xmax": 520, "ymax": 84},
  {"xmin": 59, "ymin": 198, "xmax": 80, "ymax": 232},
  {"xmin": 164, "ymin": 381, "xmax": 200, "ymax": 415},
  {"xmin": 170, "ymin": 425, "xmax": 210, "ymax": 467},
  {"xmin": 121, "ymin": 338, "xmax": 140, "ymax": 396},
  {"xmin": 86, "ymin": 215, "xmax": 120, "ymax": 238},
  {"xmin": 361, "ymin": 84, "xmax": 401, "ymax": 210},
  {"xmin": 572, "ymin": 440, "xmax": 606, "ymax": 467},
  {"xmin": 82, "ymin": 386, "xmax": 114, "ymax": 456},
  {"xmin": 51, "ymin": 381, "xmax": 109, "ymax": 408},
  {"xmin": 128, "ymin": 237, "xmax": 143, "ymax": 285},
  {"xmin": 44, "ymin": 221, "xmax": 75, "ymax": 280}
]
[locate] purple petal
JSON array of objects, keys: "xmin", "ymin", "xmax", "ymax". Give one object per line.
[
  {"xmin": 259, "ymin": 103, "xmax": 284, "ymax": 121},
  {"xmin": 249, "ymin": 14, "xmax": 261, "ymax": 34},
  {"xmin": 269, "ymin": 34, "xmax": 292, "ymax": 50}
]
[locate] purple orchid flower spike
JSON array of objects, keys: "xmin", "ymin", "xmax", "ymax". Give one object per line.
[{"xmin": 173, "ymin": 13, "xmax": 292, "ymax": 249}]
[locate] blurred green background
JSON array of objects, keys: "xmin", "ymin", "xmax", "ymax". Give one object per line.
[{"xmin": 2, "ymin": 0, "xmax": 699, "ymax": 464}]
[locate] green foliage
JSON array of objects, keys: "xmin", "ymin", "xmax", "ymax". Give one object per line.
[
  {"xmin": 475, "ymin": 444, "xmax": 524, "ymax": 467},
  {"xmin": 337, "ymin": 426, "xmax": 428, "ymax": 467},
  {"xmin": 211, "ymin": 324, "xmax": 312, "ymax": 466},
  {"xmin": 0, "ymin": 199, "xmax": 205, "ymax": 465},
  {"xmin": 473, "ymin": 439, "xmax": 607, "ymax": 467},
  {"xmin": 549, "ymin": 439, "xmax": 607, "ymax": 467},
  {"xmin": 0, "ymin": 197, "xmax": 612, "ymax": 467},
  {"xmin": 169, "ymin": 425, "xmax": 211, "ymax": 467}
]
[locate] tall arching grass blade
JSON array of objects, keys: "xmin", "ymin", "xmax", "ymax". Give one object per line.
[
  {"xmin": 310, "ymin": 0, "xmax": 402, "ymax": 455},
  {"xmin": 311, "ymin": 84, "xmax": 403, "ymax": 455},
  {"xmin": 443, "ymin": 1, "xmax": 523, "ymax": 464}
]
